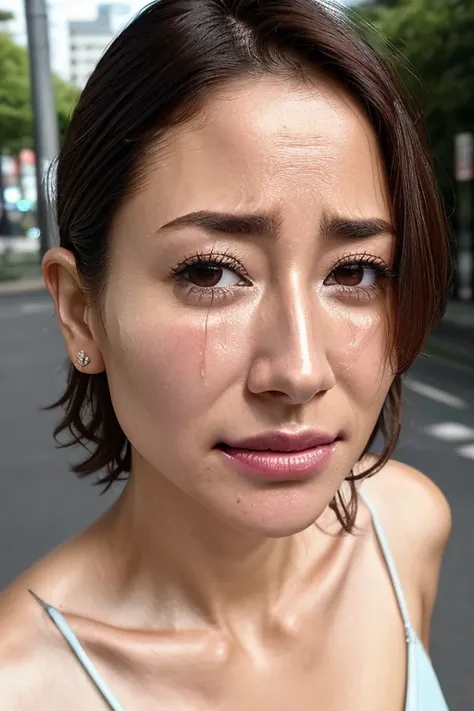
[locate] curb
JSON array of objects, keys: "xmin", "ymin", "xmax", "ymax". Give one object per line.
[{"xmin": 0, "ymin": 278, "xmax": 46, "ymax": 297}]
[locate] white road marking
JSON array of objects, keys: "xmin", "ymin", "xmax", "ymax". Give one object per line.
[
  {"xmin": 424, "ymin": 422, "xmax": 474, "ymax": 442},
  {"xmin": 404, "ymin": 377, "xmax": 469, "ymax": 410},
  {"xmin": 457, "ymin": 443, "xmax": 474, "ymax": 460}
]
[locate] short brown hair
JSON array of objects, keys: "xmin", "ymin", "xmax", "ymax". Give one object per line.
[{"xmin": 50, "ymin": 0, "xmax": 450, "ymax": 531}]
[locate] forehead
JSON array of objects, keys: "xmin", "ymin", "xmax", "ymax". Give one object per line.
[{"xmin": 118, "ymin": 75, "xmax": 390, "ymax": 235}]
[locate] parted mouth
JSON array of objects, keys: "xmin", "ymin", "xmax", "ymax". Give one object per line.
[{"xmin": 217, "ymin": 430, "xmax": 339, "ymax": 453}]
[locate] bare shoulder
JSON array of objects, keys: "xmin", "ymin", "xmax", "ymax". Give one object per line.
[
  {"xmin": 0, "ymin": 582, "xmax": 52, "ymax": 708},
  {"xmin": 362, "ymin": 457, "xmax": 452, "ymax": 552},
  {"xmin": 0, "ymin": 522, "xmax": 116, "ymax": 707},
  {"xmin": 0, "ymin": 576, "xmax": 87, "ymax": 709},
  {"xmin": 360, "ymin": 457, "xmax": 451, "ymax": 643}
]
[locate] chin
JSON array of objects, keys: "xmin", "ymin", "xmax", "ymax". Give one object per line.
[
  {"xmin": 217, "ymin": 486, "xmax": 330, "ymax": 539},
  {"xmin": 245, "ymin": 519, "xmax": 320, "ymax": 539}
]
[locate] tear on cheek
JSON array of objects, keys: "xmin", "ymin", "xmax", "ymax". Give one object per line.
[
  {"xmin": 200, "ymin": 298, "xmax": 215, "ymax": 380},
  {"xmin": 197, "ymin": 306, "xmax": 253, "ymax": 382},
  {"xmin": 330, "ymin": 310, "xmax": 390, "ymax": 374}
]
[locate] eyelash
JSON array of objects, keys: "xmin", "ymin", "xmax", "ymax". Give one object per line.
[
  {"xmin": 330, "ymin": 252, "xmax": 396, "ymax": 300},
  {"xmin": 170, "ymin": 251, "xmax": 251, "ymax": 303},
  {"xmin": 170, "ymin": 251, "xmax": 395, "ymax": 303}
]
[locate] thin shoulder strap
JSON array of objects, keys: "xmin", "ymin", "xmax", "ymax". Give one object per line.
[
  {"xmin": 29, "ymin": 591, "xmax": 126, "ymax": 711},
  {"xmin": 358, "ymin": 490, "xmax": 414, "ymax": 639}
]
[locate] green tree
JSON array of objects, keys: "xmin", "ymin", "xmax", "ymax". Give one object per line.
[
  {"xmin": 0, "ymin": 10, "xmax": 14, "ymax": 22},
  {"xmin": 0, "ymin": 31, "xmax": 32, "ymax": 153},
  {"xmin": 0, "ymin": 30, "xmax": 79, "ymax": 155},
  {"xmin": 54, "ymin": 75, "xmax": 81, "ymax": 139},
  {"xmin": 356, "ymin": 0, "xmax": 474, "ymax": 210}
]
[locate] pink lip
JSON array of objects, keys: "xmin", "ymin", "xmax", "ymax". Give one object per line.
[{"xmin": 217, "ymin": 431, "xmax": 339, "ymax": 482}]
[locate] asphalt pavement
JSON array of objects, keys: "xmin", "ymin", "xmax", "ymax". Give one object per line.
[{"xmin": 0, "ymin": 290, "xmax": 473, "ymax": 710}]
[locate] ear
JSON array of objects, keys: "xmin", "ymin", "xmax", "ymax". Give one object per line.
[{"xmin": 42, "ymin": 247, "xmax": 105, "ymax": 374}]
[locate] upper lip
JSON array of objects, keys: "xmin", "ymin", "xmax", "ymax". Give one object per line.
[{"xmin": 220, "ymin": 430, "xmax": 338, "ymax": 453}]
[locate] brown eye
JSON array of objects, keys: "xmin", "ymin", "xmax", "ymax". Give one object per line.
[
  {"xmin": 332, "ymin": 264, "xmax": 367, "ymax": 287},
  {"xmin": 186, "ymin": 265, "xmax": 223, "ymax": 287},
  {"xmin": 173, "ymin": 256, "xmax": 250, "ymax": 291}
]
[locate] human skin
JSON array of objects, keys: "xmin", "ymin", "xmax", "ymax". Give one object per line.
[
  {"xmin": 0, "ymin": 75, "xmax": 451, "ymax": 710},
  {"xmin": 82, "ymin": 74, "xmax": 396, "ymax": 540}
]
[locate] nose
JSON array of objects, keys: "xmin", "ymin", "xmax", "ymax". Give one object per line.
[{"xmin": 247, "ymin": 280, "xmax": 335, "ymax": 405}]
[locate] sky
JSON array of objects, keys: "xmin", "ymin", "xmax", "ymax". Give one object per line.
[
  {"xmin": 56, "ymin": 0, "xmax": 146, "ymax": 21},
  {"xmin": 3, "ymin": 0, "xmax": 146, "ymax": 22}
]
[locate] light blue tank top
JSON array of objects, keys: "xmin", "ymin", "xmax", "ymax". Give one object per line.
[{"xmin": 29, "ymin": 491, "xmax": 449, "ymax": 710}]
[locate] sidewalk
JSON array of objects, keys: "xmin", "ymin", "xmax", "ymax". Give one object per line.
[
  {"xmin": 0, "ymin": 276, "xmax": 45, "ymax": 296},
  {"xmin": 0, "ymin": 237, "xmax": 42, "ymax": 289},
  {"xmin": 0, "ymin": 236, "xmax": 38, "ymax": 255}
]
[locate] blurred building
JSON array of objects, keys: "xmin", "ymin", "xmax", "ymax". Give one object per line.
[
  {"xmin": 0, "ymin": 1, "xmax": 136, "ymax": 85},
  {"xmin": 69, "ymin": 3, "xmax": 131, "ymax": 88},
  {"xmin": 0, "ymin": 0, "xmax": 70, "ymax": 81}
]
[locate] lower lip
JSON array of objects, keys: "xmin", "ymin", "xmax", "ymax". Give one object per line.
[{"xmin": 218, "ymin": 442, "xmax": 337, "ymax": 482}]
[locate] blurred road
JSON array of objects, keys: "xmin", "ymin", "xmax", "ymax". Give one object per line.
[{"xmin": 1, "ymin": 290, "xmax": 473, "ymax": 710}]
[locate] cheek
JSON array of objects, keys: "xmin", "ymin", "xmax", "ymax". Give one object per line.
[
  {"xmin": 101, "ymin": 298, "xmax": 253, "ymax": 436},
  {"xmin": 325, "ymin": 303, "xmax": 393, "ymax": 407}
]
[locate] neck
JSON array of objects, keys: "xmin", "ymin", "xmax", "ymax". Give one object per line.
[{"xmin": 101, "ymin": 455, "xmax": 327, "ymax": 630}]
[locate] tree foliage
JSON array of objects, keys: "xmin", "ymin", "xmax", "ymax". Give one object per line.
[
  {"xmin": 356, "ymin": 0, "xmax": 474, "ymax": 210},
  {"xmin": 0, "ymin": 31, "xmax": 32, "ymax": 154},
  {"xmin": 0, "ymin": 30, "xmax": 79, "ymax": 155}
]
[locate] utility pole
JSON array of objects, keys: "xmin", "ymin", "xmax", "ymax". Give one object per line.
[{"xmin": 24, "ymin": 0, "xmax": 60, "ymax": 257}]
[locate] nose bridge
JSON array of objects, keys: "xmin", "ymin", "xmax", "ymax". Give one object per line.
[
  {"xmin": 281, "ymin": 272, "xmax": 315, "ymax": 376},
  {"xmin": 249, "ymin": 273, "xmax": 334, "ymax": 402}
]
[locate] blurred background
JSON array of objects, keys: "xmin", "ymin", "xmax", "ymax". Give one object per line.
[{"xmin": 0, "ymin": 0, "xmax": 473, "ymax": 709}]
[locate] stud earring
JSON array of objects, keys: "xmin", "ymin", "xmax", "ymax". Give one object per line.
[{"xmin": 76, "ymin": 350, "xmax": 91, "ymax": 368}]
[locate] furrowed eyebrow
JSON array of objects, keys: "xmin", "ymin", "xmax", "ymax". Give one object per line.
[
  {"xmin": 158, "ymin": 210, "xmax": 394, "ymax": 241},
  {"xmin": 158, "ymin": 210, "xmax": 282, "ymax": 238},
  {"xmin": 322, "ymin": 216, "xmax": 395, "ymax": 240}
]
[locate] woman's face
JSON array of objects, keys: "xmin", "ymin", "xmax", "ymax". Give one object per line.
[{"xmin": 97, "ymin": 75, "xmax": 395, "ymax": 537}]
